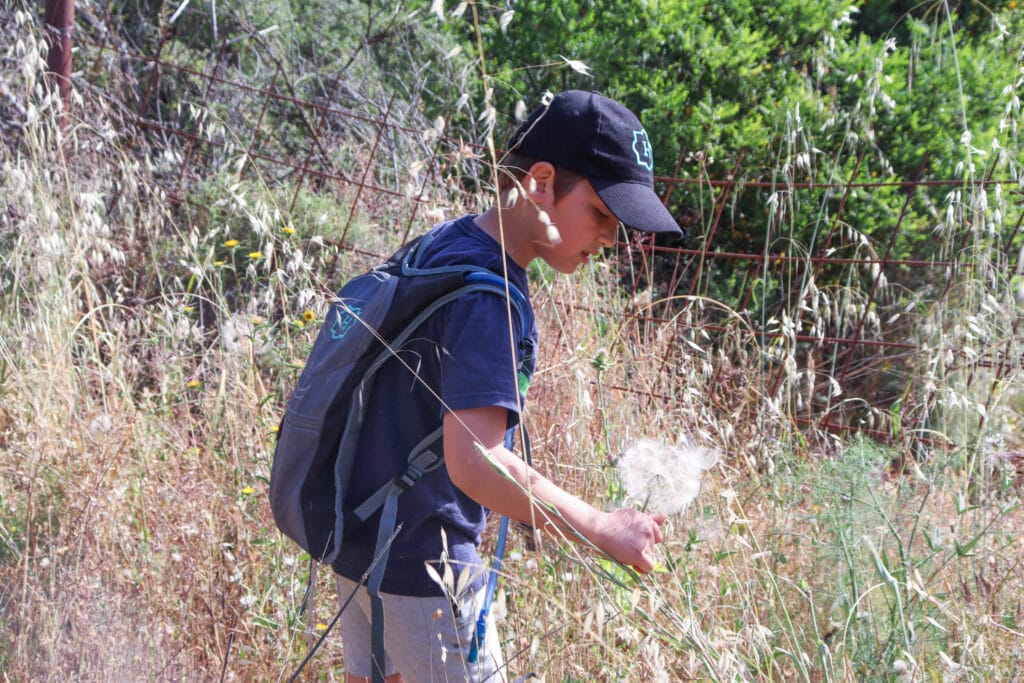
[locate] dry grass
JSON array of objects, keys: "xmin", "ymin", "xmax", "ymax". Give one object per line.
[
  {"xmin": 3, "ymin": 5, "xmax": 1024, "ymax": 682},
  {"xmin": 518, "ymin": 273, "xmax": 1024, "ymax": 681}
]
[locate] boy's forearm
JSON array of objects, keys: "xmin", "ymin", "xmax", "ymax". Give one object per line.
[
  {"xmin": 442, "ymin": 408, "xmax": 599, "ymax": 541},
  {"xmin": 477, "ymin": 442, "xmax": 601, "ymax": 543},
  {"xmin": 442, "ymin": 407, "xmax": 665, "ymax": 573}
]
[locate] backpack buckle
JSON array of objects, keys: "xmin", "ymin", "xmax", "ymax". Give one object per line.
[{"xmin": 397, "ymin": 462, "xmax": 425, "ymax": 491}]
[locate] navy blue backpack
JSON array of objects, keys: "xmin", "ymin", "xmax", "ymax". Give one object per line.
[{"xmin": 269, "ymin": 232, "xmax": 532, "ymax": 681}]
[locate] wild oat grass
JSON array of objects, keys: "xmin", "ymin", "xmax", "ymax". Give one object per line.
[{"xmin": 3, "ymin": 4, "xmax": 1023, "ymax": 682}]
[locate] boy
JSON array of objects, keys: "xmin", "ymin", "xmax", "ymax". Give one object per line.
[{"xmin": 332, "ymin": 90, "xmax": 683, "ymax": 682}]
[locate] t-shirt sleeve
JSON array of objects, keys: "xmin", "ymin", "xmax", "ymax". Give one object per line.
[{"xmin": 437, "ymin": 291, "xmax": 526, "ymax": 418}]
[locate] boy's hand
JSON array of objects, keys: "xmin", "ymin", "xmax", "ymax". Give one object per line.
[{"xmin": 594, "ymin": 508, "xmax": 666, "ymax": 573}]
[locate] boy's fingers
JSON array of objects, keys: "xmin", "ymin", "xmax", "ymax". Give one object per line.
[
  {"xmin": 635, "ymin": 548, "xmax": 656, "ymax": 573},
  {"xmin": 629, "ymin": 513, "xmax": 664, "ymax": 572},
  {"xmin": 650, "ymin": 512, "xmax": 666, "ymax": 542}
]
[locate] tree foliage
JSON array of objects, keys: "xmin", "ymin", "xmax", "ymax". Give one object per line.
[{"xmin": 439, "ymin": 0, "xmax": 1022, "ymax": 289}]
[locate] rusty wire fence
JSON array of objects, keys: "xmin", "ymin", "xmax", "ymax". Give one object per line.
[{"xmin": 72, "ymin": 13, "xmax": 1024, "ymax": 455}]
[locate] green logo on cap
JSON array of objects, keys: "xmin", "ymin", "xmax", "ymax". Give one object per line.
[{"xmin": 632, "ymin": 130, "xmax": 653, "ymax": 171}]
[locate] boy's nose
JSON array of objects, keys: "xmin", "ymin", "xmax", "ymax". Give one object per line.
[{"xmin": 597, "ymin": 227, "xmax": 617, "ymax": 248}]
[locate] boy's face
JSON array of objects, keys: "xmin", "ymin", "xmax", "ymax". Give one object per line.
[{"xmin": 534, "ymin": 177, "xmax": 620, "ymax": 274}]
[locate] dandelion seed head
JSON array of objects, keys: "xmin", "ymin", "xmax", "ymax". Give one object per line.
[{"xmin": 617, "ymin": 436, "xmax": 719, "ymax": 515}]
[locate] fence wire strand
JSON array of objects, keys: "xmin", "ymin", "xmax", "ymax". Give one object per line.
[{"xmin": 70, "ymin": 21, "xmax": 1023, "ymax": 451}]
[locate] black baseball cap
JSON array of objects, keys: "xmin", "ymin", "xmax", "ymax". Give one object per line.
[{"xmin": 506, "ymin": 90, "xmax": 682, "ymax": 236}]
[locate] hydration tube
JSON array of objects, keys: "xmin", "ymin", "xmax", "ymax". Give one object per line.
[
  {"xmin": 468, "ymin": 514, "xmax": 509, "ymax": 664},
  {"xmin": 468, "ymin": 427, "xmax": 532, "ymax": 665}
]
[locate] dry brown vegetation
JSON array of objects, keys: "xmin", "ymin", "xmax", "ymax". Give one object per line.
[{"xmin": 3, "ymin": 4, "xmax": 1024, "ymax": 682}]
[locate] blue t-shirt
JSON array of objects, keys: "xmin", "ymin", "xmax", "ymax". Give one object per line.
[{"xmin": 332, "ymin": 215, "xmax": 537, "ymax": 596}]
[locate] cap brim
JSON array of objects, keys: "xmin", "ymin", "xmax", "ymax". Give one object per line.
[{"xmin": 589, "ymin": 177, "xmax": 682, "ymax": 236}]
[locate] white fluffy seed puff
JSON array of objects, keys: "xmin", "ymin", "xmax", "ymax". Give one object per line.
[{"xmin": 616, "ymin": 437, "xmax": 720, "ymax": 515}]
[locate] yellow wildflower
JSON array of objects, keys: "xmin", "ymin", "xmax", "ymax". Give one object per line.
[
  {"xmin": 241, "ymin": 486, "xmax": 255, "ymax": 495},
  {"xmin": 315, "ymin": 623, "xmax": 328, "ymax": 632},
  {"xmin": 187, "ymin": 379, "xmax": 201, "ymax": 388},
  {"xmin": 251, "ymin": 316, "xmax": 264, "ymax": 325},
  {"xmin": 282, "ymin": 225, "xmax": 296, "ymax": 235},
  {"xmin": 182, "ymin": 305, "xmax": 194, "ymax": 313},
  {"xmin": 223, "ymin": 239, "xmax": 239, "ymax": 248},
  {"xmin": 303, "ymin": 310, "xmax": 315, "ymax": 323},
  {"xmin": 269, "ymin": 425, "xmax": 279, "ymax": 433},
  {"xmin": 214, "ymin": 260, "xmax": 225, "ymax": 267},
  {"xmin": 248, "ymin": 251, "xmax": 264, "ymax": 260}
]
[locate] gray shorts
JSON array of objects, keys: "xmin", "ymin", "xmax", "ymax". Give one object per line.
[{"xmin": 335, "ymin": 575, "xmax": 506, "ymax": 682}]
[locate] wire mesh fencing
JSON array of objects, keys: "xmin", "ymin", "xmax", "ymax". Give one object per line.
[{"xmin": 71, "ymin": 7, "xmax": 1023, "ymax": 456}]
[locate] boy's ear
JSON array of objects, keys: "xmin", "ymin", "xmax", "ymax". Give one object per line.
[{"xmin": 525, "ymin": 161, "xmax": 557, "ymax": 202}]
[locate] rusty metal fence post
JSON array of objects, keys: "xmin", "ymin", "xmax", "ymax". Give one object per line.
[{"xmin": 44, "ymin": 0, "xmax": 74, "ymax": 122}]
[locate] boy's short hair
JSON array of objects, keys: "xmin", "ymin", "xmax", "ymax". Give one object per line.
[{"xmin": 497, "ymin": 151, "xmax": 582, "ymax": 202}]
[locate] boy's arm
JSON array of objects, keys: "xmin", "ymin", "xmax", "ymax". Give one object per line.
[{"xmin": 443, "ymin": 406, "xmax": 665, "ymax": 572}]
